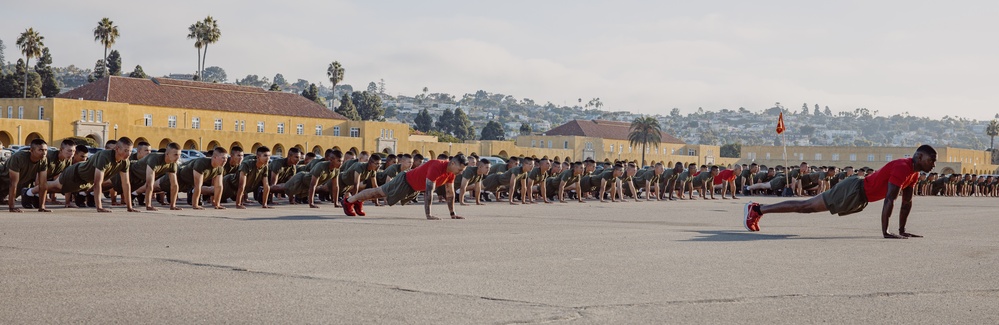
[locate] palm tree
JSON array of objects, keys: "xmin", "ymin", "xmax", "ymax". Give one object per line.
[
  {"xmin": 987, "ymin": 119, "xmax": 999, "ymax": 150},
  {"xmin": 16, "ymin": 28, "xmax": 44, "ymax": 98},
  {"xmin": 93, "ymin": 18, "xmax": 119, "ymax": 77},
  {"xmin": 628, "ymin": 116, "xmax": 663, "ymax": 167},
  {"xmin": 327, "ymin": 61, "xmax": 344, "ymax": 95},
  {"xmin": 187, "ymin": 21, "xmax": 204, "ymax": 79},
  {"xmin": 199, "ymin": 16, "xmax": 221, "ymax": 81}
]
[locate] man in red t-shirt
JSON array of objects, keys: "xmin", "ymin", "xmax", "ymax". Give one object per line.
[
  {"xmin": 346, "ymin": 154, "xmax": 467, "ymax": 220},
  {"xmin": 742, "ymin": 145, "xmax": 936, "ymax": 239},
  {"xmin": 712, "ymin": 164, "xmax": 743, "ymax": 200}
]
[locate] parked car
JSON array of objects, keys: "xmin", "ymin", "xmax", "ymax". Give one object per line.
[{"xmin": 481, "ymin": 156, "xmax": 505, "ymax": 166}]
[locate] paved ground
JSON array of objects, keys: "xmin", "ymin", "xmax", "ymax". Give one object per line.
[{"xmin": 2, "ymin": 195, "xmax": 997, "ymax": 324}]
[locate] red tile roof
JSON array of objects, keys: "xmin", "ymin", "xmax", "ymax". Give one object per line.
[
  {"xmin": 58, "ymin": 76, "xmax": 347, "ymax": 120},
  {"xmin": 543, "ymin": 119, "xmax": 685, "ymax": 144}
]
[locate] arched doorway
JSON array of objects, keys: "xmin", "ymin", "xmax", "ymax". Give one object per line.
[
  {"xmin": 251, "ymin": 142, "xmax": 264, "ymax": 152},
  {"xmin": 428, "ymin": 150, "xmax": 436, "ymax": 158},
  {"xmin": 230, "ymin": 141, "xmax": 244, "ymax": 151},
  {"xmin": 86, "ymin": 134, "xmax": 103, "ymax": 147},
  {"xmin": 183, "ymin": 139, "xmax": 198, "ymax": 150},
  {"xmin": 24, "ymin": 132, "xmax": 45, "ymax": 145},
  {"xmin": 332, "ymin": 146, "xmax": 341, "ymax": 152},
  {"xmin": 293, "ymin": 144, "xmax": 305, "ymax": 154},
  {"xmin": 312, "ymin": 146, "xmax": 323, "ymax": 155},
  {"xmin": 411, "ymin": 150, "xmax": 420, "ymax": 156},
  {"xmin": 206, "ymin": 140, "xmax": 222, "ymax": 151},
  {"xmin": 382, "ymin": 147, "xmax": 393, "ymax": 154},
  {"xmin": 273, "ymin": 144, "xmax": 285, "ymax": 157},
  {"xmin": 553, "ymin": 156, "xmax": 560, "ymax": 162},
  {"xmin": 159, "ymin": 138, "xmax": 174, "ymax": 149},
  {"xmin": 469, "ymin": 152, "xmax": 477, "ymax": 157},
  {"xmin": 497, "ymin": 150, "xmax": 508, "ymax": 158},
  {"xmin": 348, "ymin": 147, "xmax": 359, "ymax": 155},
  {"xmin": 134, "ymin": 137, "xmax": 149, "ymax": 146},
  {"xmin": 0, "ymin": 131, "xmax": 12, "ymax": 147}
]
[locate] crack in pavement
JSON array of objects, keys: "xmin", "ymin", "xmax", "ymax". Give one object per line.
[{"xmin": 5, "ymin": 245, "xmax": 999, "ymax": 324}]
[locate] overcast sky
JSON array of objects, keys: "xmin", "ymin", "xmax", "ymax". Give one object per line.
[{"xmin": 3, "ymin": 1, "xmax": 998, "ymax": 120}]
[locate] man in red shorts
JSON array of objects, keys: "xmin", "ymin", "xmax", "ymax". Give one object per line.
[
  {"xmin": 345, "ymin": 154, "xmax": 467, "ymax": 220},
  {"xmin": 712, "ymin": 164, "xmax": 743, "ymax": 200},
  {"xmin": 742, "ymin": 145, "xmax": 936, "ymax": 239}
]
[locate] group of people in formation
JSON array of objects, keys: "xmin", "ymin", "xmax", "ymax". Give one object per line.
[{"xmin": 0, "ymin": 138, "xmax": 957, "ymax": 238}]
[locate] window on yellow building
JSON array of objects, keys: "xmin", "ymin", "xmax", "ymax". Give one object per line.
[
  {"xmin": 38, "ymin": 106, "xmax": 44, "ymax": 120},
  {"xmin": 7, "ymin": 106, "xmax": 12, "ymax": 118},
  {"xmin": 850, "ymin": 154, "xmax": 856, "ymax": 161},
  {"xmin": 350, "ymin": 127, "xmax": 360, "ymax": 137},
  {"xmin": 564, "ymin": 141, "xmax": 568, "ymax": 149},
  {"xmin": 168, "ymin": 116, "xmax": 177, "ymax": 128},
  {"xmin": 96, "ymin": 110, "xmax": 103, "ymax": 122},
  {"xmin": 610, "ymin": 144, "xmax": 614, "ymax": 152},
  {"xmin": 334, "ymin": 126, "xmax": 340, "ymax": 136},
  {"xmin": 296, "ymin": 124, "xmax": 304, "ymax": 135},
  {"xmin": 688, "ymin": 149, "xmax": 695, "ymax": 156},
  {"xmin": 144, "ymin": 114, "xmax": 152, "ymax": 126},
  {"xmin": 214, "ymin": 119, "xmax": 222, "ymax": 131},
  {"xmin": 191, "ymin": 117, "xmax": 200, "ymax": 129},
  {"xmin": 88, "ymin": 110, "xmax": 94, "ymax": 122},
  {"xmin": 315, "ymin": 125, "xmax": 323, "ymax": 136},
  {"xmin": 277, "ymin": 123, "xmax": 285, "ymax": 134},
  {"xmin": 867, "ymin": 154, "xmax": 875, "ymax": 162},
  {"xmin": 885, "ymin": 154, "xmax": 892, "ymax": 161},
  {"xmin": 257, "ymin": 121, "xmax": 265, "ymax": 133},
  {"xmin": 240, "ymin": 121, "xmax": 245, "ymax": 132},
  {"xmin": 531, "ymin": 140, "xmax": 536, "ymax": 147},
  {"xmin": 18, "ymin": 106, "xmax": 24, "ymax": 119},
  {"xmin": 831, "ymin": 153, "xmax": 839, "ymax": 161},
  {"xmin": 81, "ymin": 109, "xmax": 86, "ymax": 121},
  {"xmin": 815, "ymin": 153, "xmax": 822, "ymax": 160}
]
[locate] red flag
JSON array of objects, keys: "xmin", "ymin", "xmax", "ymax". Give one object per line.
[{"xmin": 776, "ymin": 112, "xmax": 785, "ymax": 134}]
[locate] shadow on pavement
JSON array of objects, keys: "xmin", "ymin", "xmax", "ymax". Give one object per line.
[{"xmin": 682, "ymin": 230, "xmax": 868, "ymax": 242}]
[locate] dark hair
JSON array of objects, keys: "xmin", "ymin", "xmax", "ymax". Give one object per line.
[
  {"xmin": 360, "ymin": 151, "xmax": 369, "ymax": 156},
  {"xmin": 508, "ymin": 156, "xmax": 520, "ymax": 163},
  {"xmin": 324, "ymin": 149, "xmax": 334, "ymax": 157},
  {"xmin": 436, "ymin": 154, "xmax": 448, "ymax": 160},
  {"xmin": 345, "ymin": 151, "xmax": 356, "ymax": 156},
  {"xmin": 288, "ymin": 147, "xmax": 301, "ymax": 155},
  {"xmin": 400, "ymin": 154, "xmax": 412, "ymax": 159},
  {"xmin": 916, "ymin": 145, "xmax": 936, "ymax": 156},
  {"xmin": 167, "ymin": 142, "xmax": 181, "ymax": 150},
  {"xmin": 330, "ymin": 149, "xmax": 343, "ymax": 159},
  {"xmin": 710, "ymin": 165, "xmax": 719, "ymax": 170},
  {"xmin": 117, "ymin": 137, "xmax": 132, "ymax": 146},
  {"xmin": 688, "ymin": 163, "xmax": 696, "ymax": 168},
  {"xmin": 572, "ymin": 161, "xmax": 582, "ymax": 168},
  {"xmin": 613, "ymin": 164, "xmax": 624, "ymax": 170},
  {"xmin": 479, "ymin": 158, "xmax": 491, "ymax": 165},
  {"xmin": 60, "ymin": 139, "xmax": 76, "ymax": 147},
  {"xmin": 30, "ymin": 139, "xmax": 47, "ymax": 147},
  {"xmin": 450, "ymin": 154, "xmax": 468, "ymax": 165},
  {"xmin": 76, "ymin": 144, "xmax": 89, "ymax": 153},
  {"xmin": 213, "ymin": 147, "xmax": 228, "ymax": 155},
  {"xmin": 231, "ymin": 146, "xmax": 244, "ymax": 153},
  {"xmin": 305, "ymin": 152, "xmax": 316, "ymax": 159},
  {"xmin": 413, "ymin": 153, "xmax": 424, "ymax": 160},
  {"xmin": 256, "ymin": 146, "xmax": 271, "ymax": 154},
  {"xmin": 386, "ymin": 154, "xmax": 397, "ymax": 160},
  {"xmin": 136, "ymin": 141, "xmax": 150, "ymax": 147},
  {"xmin": 369, "ymin": 153, "xmax": 382, "ymax": 162},
  {"xmin": 106, "ymin": 140, "xmax": 118, "ymax": 146}
]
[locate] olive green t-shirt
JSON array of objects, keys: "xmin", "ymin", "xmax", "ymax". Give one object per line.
[
  {"xmin": 129, "ymin": 152, "xmax": 178, "ymax": 185},
  {"xmin": 340, "ymin": 159, "xmax": 358, "ymax": 172},
  {"xmin": 45, "ymin": 149, "xmax": 71, "ymax": 180},
  {"xmin": 455, "ymin": 166, "xmax": 484, "ymax": 185},
  {"xmin": 800, "ymin": 171, "xmax": 824, "ymax": 189},
  {"xmin": 546, "ymin": 169, "xmax": 580, "ymax": 189},
  {"xmin": 376, "ymin": 163, "xmax": 403, "ymax": 184},
  {"xmin": 223, "ymin": 159, "xmax": 270, "ymax": 192},
  {"xmin": 633, "ymin": 169, "xmax": 659, "ymax": 185},
  {"xmin": 691, "ymin": 172, "xmax": 714, "ymax": 186},
  {"xmin": 76, "ymin": 149, "xmax": 130, "ymax": 184},
  {"xmin": 788, "ymin": 169, "xmax": 802, "ymax": 180},
  {"xmin": 0, "ymin": 150, "xmax": 47, "ymax": 187},
  {"xmin": 268, "ymin": 158, "xmax": 298, "ymax": 184},
  {"xmin": 177, "ymin": 157, "xmax": 222, "ymax": 188},
  {"xmin": 284, "ymin": 161, "xmax": 339, "ymax": 196},
  {"xmin": 488, "ymin": 163, "xmax": 509, "ymax": 175},
  {"xmin": 340, "ymin": 161, "xmax": 377, "ymax": 186},
  {"xmin": 526, "ymin": 167, "xmax": 547, "ymax": 184}
]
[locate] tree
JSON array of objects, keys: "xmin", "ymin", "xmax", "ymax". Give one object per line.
[
  {"xmin": 436, "ymin": 108, "xmax": 455, "ymax": 135},
  {"xmin": 378, "ymin": 78, "xmax": 386, "ymax": 95},
  {"xmin": 384, "ymin": 106, "xmax": 397, "ymax": 118},
  {"xmin": 291, "ymin": 79, "xmax": 309, "ymax": 90},
  {"xmin": 799, "ymin": 125, "xmax": 816, "ymax": 137},
  {"xmin": 273, "ymin": 73, "xmax": 287, "ymax": 87},
  {"xmin": 519, "ymin": 123, "xmax": 532, "ymax": 135},
  {"xmin": 720, "ymin": 143, "xmax": 741, "ymax": 158},
  {"xmin": 301, "ymin": 83, "xmax": 320, "ymax": 103},
  {"xmin": 0, "ymin": 38, "xmax": 6, "ymax": 76},
  {"xmin": 201, "ymin": 66, "xmax": 226, "ymax": 83},
  {"xmin": 128, "ymin": 65, "xmax": 147, "ymax": 78},
  {"xmin": 451, "ymin": 108, "xmax": 474, "ymax": 140},
  {"xmin": 987, "ymin": 119, "xmax": 999, "ymax": 150},
  {"xmin": 352, "ymin": 91, "xmax": 385, "ymax": 121},
  {"xmin": 16, "ymin": 28, "xmax": 45, "ymax": 98},
  {"xmin": 268, "ymin": 83, "xmax": 280, "ymax": 91},
  {"xmin": 366, "ymin": 81, "xmax": 378, "ymax": 93},
  {"xmin": 480, "ymin": 121, "xmax": 505, "ymax": 140},
  {"xmin": 414, "ymin": 108, "xmax": 433, "ymax": 132},
  {"xmin": 199, "ymin": 16, "xmax": 221, "ymax": 82},
  {"xmin": 106, "ymin": 50, "xmax": 122, "ymax": 76},
  {"xmin": 628, "ymin": 116, "xmax": 662, "ymax": 166},
  {"xmin": 824, "ymin": 106, "xmax": 832, "ymax": 116},
  {"xmin": 187, "ymin": 21, "xmax": 205, "ymax": 80},
  {"xmin": 326, "ymin": 61, "xmax": 344, "ymax": 95},
  {"xmin": 813, "ymin": 104, "xmax": 821, "ymax": 116},
  {"xmin": 88, "ymin": 59, "xmax": 106, "ymax": 82},
  {"xmin": 93, "ymin": 18, "xmax": 119, "ymax": 78},
  {"xmin": 13, "ymin": 60, "xmax": 42, "ymax": 98},
  {"xmin": 0, "ymin": 74, "xmax": 19, "ymax": 98},
  {"xmin": 670, "ymin": 108, "xmax": 681, "ymax": 117},
  {"xmin": 34, "ymin": 48, "xmax": 58, "ymax": 97},
  {"xmin": 335, "ymin": 93, "xmax": 360, "ymax": 121}
]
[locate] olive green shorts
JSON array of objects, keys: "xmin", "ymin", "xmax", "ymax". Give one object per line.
[
  {"xmin": 821, "ymin": 176, "xmax": 868, "ymax": 216},
  {"xmin": 383, "ymin": 171, "xmax": 417, "ymax": 206}
]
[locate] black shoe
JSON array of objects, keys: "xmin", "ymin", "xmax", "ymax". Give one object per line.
[
  {"xmin": 86, "ymin": 194, "xmax": 96, "ymax": 207},
  {"xmin": 20, "ymin": 189, "xmax": 36, "ymax": 209},
  {"xmin": 74, "ymin": 194, "xmax": 86, "ymax": 207},
  {"xmin": 136, "ymin": 193, "xmax": 146, "ymax": 205},
  {"xmin": 186, "ymin": 191, "xmax": 193, "ymax": 206}
]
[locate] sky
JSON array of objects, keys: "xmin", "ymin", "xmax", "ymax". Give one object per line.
[{"xmin": 3, "ymin": 0, "xmax": 999, "ymax": 120}]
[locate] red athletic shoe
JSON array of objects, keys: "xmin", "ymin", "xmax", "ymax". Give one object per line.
[
  {"xmin": 354, "ymin": 199, "xmax": 366, "ymax": 216},
  {"xmin": 341, "ymin": 196, "xmax": 356, "ymax": 216},
  {"xmin": 744, "ymin": 202, "xmax": 762, "ymax": 232}
]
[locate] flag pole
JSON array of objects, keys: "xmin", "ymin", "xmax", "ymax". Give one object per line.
[{"xmin": 783, "ymin": 131, "xmax": 788, "ymax": 171}]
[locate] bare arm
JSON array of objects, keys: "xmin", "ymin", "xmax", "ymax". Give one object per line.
[
  {"xmin": 235, "ymin": 172, "xmax": 248, "ymax": 208},
  {"xmin": 881, "ymin": 183, "xmax": 903, "ymax": 238},
  {"xmin": 424, "ymin": 179, "xmax": 438, "ymax": 220},
  {"xmin": 120, "ymin": 171, "xmax": 137, "ymax": 212},
  {"xmin": 7, "ymin": 171, "xmax": 20, "ymax": 212},
  {"xmin": 93, "ymin": 170, "xmax": 108, "ymax": 212},
  {"xmin": 191, "ymin": 171, "xmax": 205, "ymax": 209},
  {"xmin": 307, "ymin": 176, "xmax": 321, "ymax": 207},
  {"xmin": 145, "ymin": 166, "xmax": 156, "ymax": 210},
  {"xmin": 36, "ymin": 170, "xmax": 50, "ymax": 211},
  {"xmin": 898, "ymin": 186, "xmax": 920, "ymax": 237}
]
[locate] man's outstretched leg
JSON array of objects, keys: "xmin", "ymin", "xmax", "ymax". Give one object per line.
[{"xmin": 744, "ymin": 196, "xmax": 828, "ymax": 232}]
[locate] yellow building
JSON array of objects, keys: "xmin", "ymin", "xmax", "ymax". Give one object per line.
[
  {"xmin": 517, "ymin": 119, "xmax": 738, "ymax": 167},
  {"xmin": 740, "ymin": 145, "xmax": 998, "ymax": 175}
]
